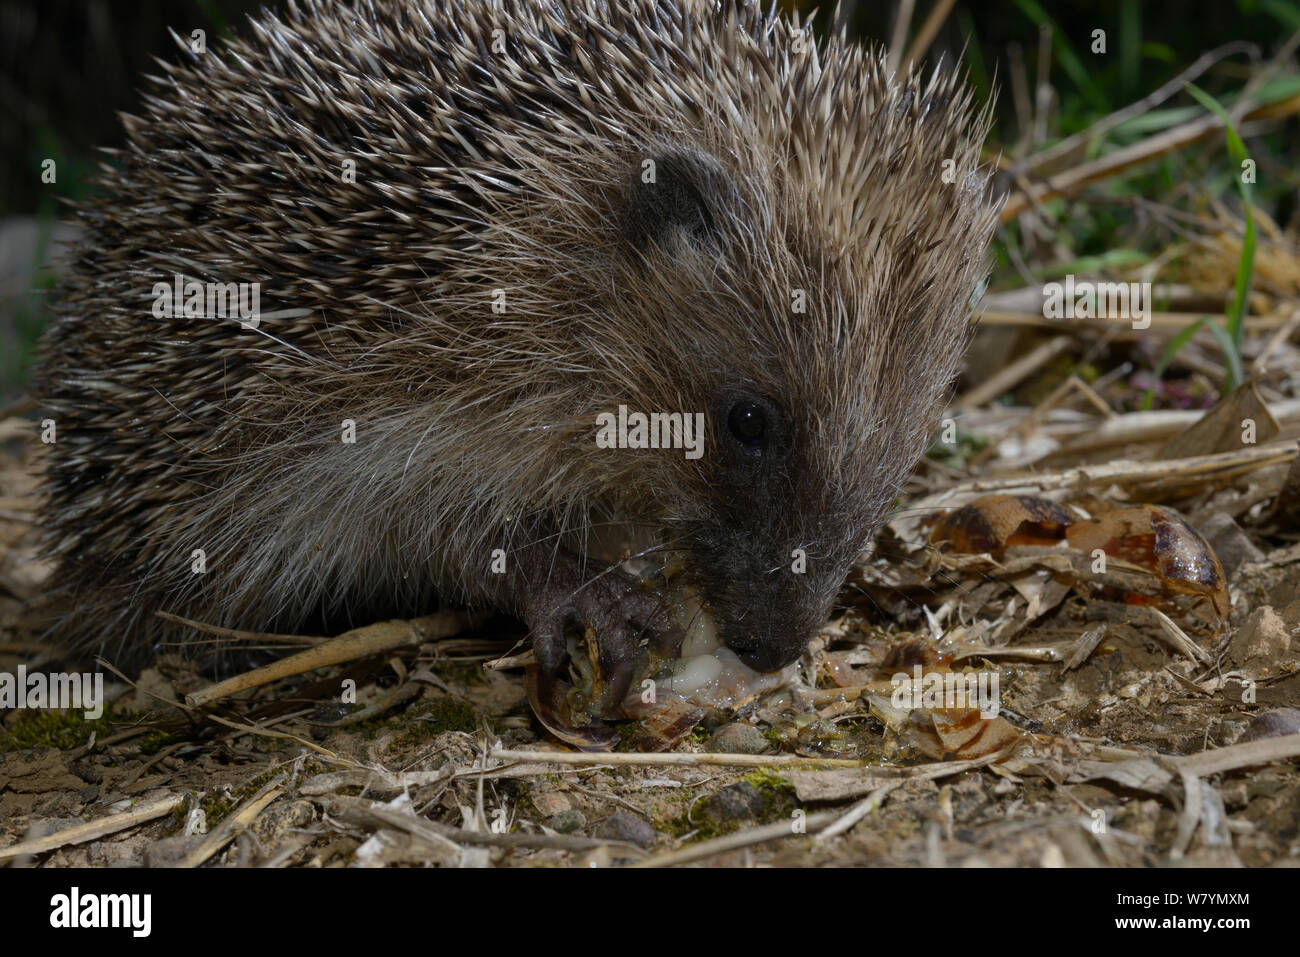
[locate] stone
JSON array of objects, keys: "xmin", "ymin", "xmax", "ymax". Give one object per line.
[
  {"xmin": 700, "ymin": 782, "xmax": 765, "ymax": 825},
  {"xmin": 594, "ymin": 811, "xmax": 657, "ymax": 849},
  {"xmin": 1229, "ymin": 606, "xmax": 1291, "ymax": 664},
  {"xmin": 546, "ymin": 809, "xmax": 586, "ymax": 834},
  {"xmin": 706, "ymin": 722, "xmax": 770, "ymax": 755},
  {"xmin": 1197, "ymin": 513, "xmax": 1263, "ymax": 577},
  {"xmin": 528, "ymin": 787, "xmax": 571, "ymax": 817}
]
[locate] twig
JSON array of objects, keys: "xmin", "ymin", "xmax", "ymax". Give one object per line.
[
  {"xmin": 311, "ymin": 681, "xmax": 421, "ymax": 728},
  {"xmin": 954, "ymin": 335, "xmax": 1074, "ymax": 409},
  {"xmin": 484, "ymin": 651, "xmax": 535, "ymax": 671},
  {"xmin": 633, "ymin": 810, "xmax": 842, "ymax": 867},
  {"xmin": 1170, "ymin": 771, "xmax": 1203, "ymax": 860},
  {"xmin": 1055, "ymin": 400, "xmax": 1300, "ymax": 455},
  {"xmin": 815, "ymin": 784, "xmax": 899, "ymax": 842},
  {"xmin": 204, "ymin": 713, "xmax": 352, "ymax": 763},
  {"xmin": 885, "ymin": 0, "xmax": 915, "ymax": 77},
  {"xmin": 969, "ymin": 373, "xmax": 1115, "ymax": 468},
  {"xmin": 488, "ymin": 748, "xmax": 862, "ymax": 769},
  {"xmin": 1251, "ymin": 305, "xmax": 1300, "ymax": 375},
  {"xmin": 180, "ymin": 778, "xmax": 286, "ymax": 867},
  {"xmin": 1024, "ymin": 41, "xmax": 1257, "ymax": 172},
  {"xmin": 1063, "ymin": 625, "xmax": 1108, "ymax": 672},
  {"xmin": 906, "ymin": 439, "xmax": 1299, "ymax": 511},
  {"xmin": 299, "ymin": 768, "xmax": 451, "ymax": 796},
  {"xmin": 1149, "ymin": 608, "xmax": 1214, "ymax": 665},
  {"xmin": 186, "ymin": 611, "xmax": 477, "ymax": 707},
  {"xmin": 0, "ymin": 794, "xmax": 185, "ymax": 863},
  {"xmin": 1001, "ymin": 93, "xmax": 1300, "ymax": 222},
  {"xmin": 977, "ymin": 308, "xmax": 1292, "ymax": 333},
  {"xmin": 323, "ymin": 795, "xmax": 645, "ymax": 855},
  {"xmin": 1171, "ymin": 732, "xmax": 1300, "ymax": 777},
  {"xmin": 901, "ymin": 0, "xmax": 956, "ymax": 68}
]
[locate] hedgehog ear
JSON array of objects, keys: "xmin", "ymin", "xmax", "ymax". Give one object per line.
[{"xmin": 621, "ymin": 148, "xmax": 734, "ymax": 256}]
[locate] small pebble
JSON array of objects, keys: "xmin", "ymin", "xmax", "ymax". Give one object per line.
[
  {"xmin": 594, "ymin": 811, "xmax": 657, "ymax": 849},
  {"xmin": 1229, "ymin": 606, "xmax": 1291, "ymax": 664},
  {"xmin": 1239, "ymin": 707, "xmax": 1300, "ymax": 743},
  {"xmin": 1197, "ymin": 513, "xmax": 1263, "ymax": 577},
  {"xmin": 700, "ymin": 782, "xmax": 764, "ymax": 824},
  {"xmin": 707, "ymin": 722, "xmax": 770, "ymax": 754},
  {"xmin": 529, "ymin": 788, "xmax": 571, "ymax": 817},
  {"xmin": 547, "ymin": 809, "xmax": 586, "ymax": 834}
]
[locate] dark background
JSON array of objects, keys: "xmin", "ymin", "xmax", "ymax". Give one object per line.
[{"xmin": 4, "ymin": 0, "xmax": 1298, "ymax": 215}]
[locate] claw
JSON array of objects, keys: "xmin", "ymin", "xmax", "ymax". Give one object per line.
[{"xmin": 521, "ymin": 568, "xmax": 683, "ymax": 750}]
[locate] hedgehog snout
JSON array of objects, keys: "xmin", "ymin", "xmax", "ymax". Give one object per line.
[
  {"xmin": 724, "ymin": 630, "xmax": 805, "ymax": 672},
  {"xmin": 706, "ymin": 564, "xmax": 831, "ymax": 673}
]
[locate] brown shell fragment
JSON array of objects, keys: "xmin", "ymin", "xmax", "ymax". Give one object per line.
[
  {"xmin": 880, "ymin": 638, "xmax": 952, "ymax": 672},
  {"xmin": 619, "ymin": 693, "xmax": 708, "ymax": 752},
  {"xmin": 929, "ymin": 494, "xmax": 1075, "ymax": 555},
  {"xmin": 1064, "ymin": 505, "xmax": 1228, "ymax": 619},
  {"xmin": 924, "ymin": 707, "xmax": 1025, "ymax": 759},
  {"xmin": 524, "ymin": 664, "xmax": 620, "ymax": 751}
]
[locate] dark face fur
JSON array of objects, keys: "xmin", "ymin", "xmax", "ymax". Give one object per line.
[
  {"xmin": 611, "ymin": 139, "xmax": 989, "ymax": 673},
  {"xmin": 619, "ymin": 151, "xmax": 835, "ymax": 669},
  {"xmin": 687, "ymin": 391, "xmax": 847, "ymax": 670}
]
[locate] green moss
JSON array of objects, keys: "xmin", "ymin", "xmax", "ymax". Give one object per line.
[
  {"xmin": 421, "ymin": 696, "xmax": 480, "ymax": 733},
  {"xmin": 347, "ymin": 714, "xmax": 392, "ymax": 737},
  {"xmin": 513, "ymin": 788, "xmax": 537, "ymax": 818},
  {"xmin": 666, "ymin": 815, "xmax": 722, "ymax": 841},
  {"xmin": 391, "ymin": 697, "xmax": 482, "ymax": 745},
  {"xmin": 427, "ymin": 659, "xmax": 489, "ymax": 689},
  {"xmin": 742, "ymin": 771, "xmax": 799, "ymax": 820},
  {"xmin": 0, "ymin": 707, "xmax": 144, "ymax": 754},
  {"xmin": 613, "ymin": 721, "xmax": 639, "ymax": 752},
  {"xmin": 168, "ymin": 802, "xmax": 189, "ymax": 830},
  {"xmin": 658, "ymin": 773, "xmax": 801, "ymax": 843},
  {"xmin": 199, "ymin": 793, "xmax": 236, "ymax": 829},
  {"xmin": 925, "ymin": 430, "xmax": 988, "ymax": 467},
  {"xmin": 615, "ymin": 720, "xmax": 708, "ymax": 752},
  {"xmin": 659, "ymin": 805, "xmax": 723, "ymax": 842},
  {"xmin": 180, "ymin": 762, "xmax": 331, "ymax": 836},
  {"xmin": 763, "ymin": 726, "xmax": 789, "ymax": 748},
  {"xmin": 349, "ymin": 695, "xmax": 484, "ymax": 744},
  {"xmin": 653, "ymin": 786, "xmax": 700, "ymax": 838},
  {"xmin": 742, "ymin": 769, "xmax": 795, "ymax": 797},
  {"xmin": 139, "ymin": 730, "xmax": 176, "ymax": 754},
  {"xmin": 765, "ymin": 716, "xmax": 845, "ymax": 754},
  {"xmin": 199, "ymin": 767, "xmax": 282, "ymax": 829}
]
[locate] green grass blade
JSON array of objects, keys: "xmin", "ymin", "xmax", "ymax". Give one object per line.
[
  {"xmin": 1142, "ymin": 317, "xmax": 1207, "ymax": 410},
  {"xmin": 1184, "ymin": 81, "xmax": 1256, "ymax": 365},
  {"xmin": 1201, "ymin": 317, "xmax": 1246, "ymax": 391}
]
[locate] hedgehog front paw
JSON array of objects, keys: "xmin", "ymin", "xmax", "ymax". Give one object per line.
[{"xmin": 522, "ymin": 562, "xmax": 679, "ymax": 750}]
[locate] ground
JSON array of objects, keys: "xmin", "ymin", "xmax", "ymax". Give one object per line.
[{"xmin": 3, "ymin": 407, "xmax": 1299, "ymax": 866}]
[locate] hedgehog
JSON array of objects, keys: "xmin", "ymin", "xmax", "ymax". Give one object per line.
[{"xmin": 35, "ymin": 0, "xmax": 1001, "ymax": 745}]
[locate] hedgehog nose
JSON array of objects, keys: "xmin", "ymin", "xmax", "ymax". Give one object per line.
[{"xmin": 727, "ymin": 634, "xmax": 795, "ymax": 672}]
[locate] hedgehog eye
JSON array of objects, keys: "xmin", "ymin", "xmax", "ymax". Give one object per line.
[{"xmin": 727, "ymin": 401, "xmax": 766, "ymax": 446}]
